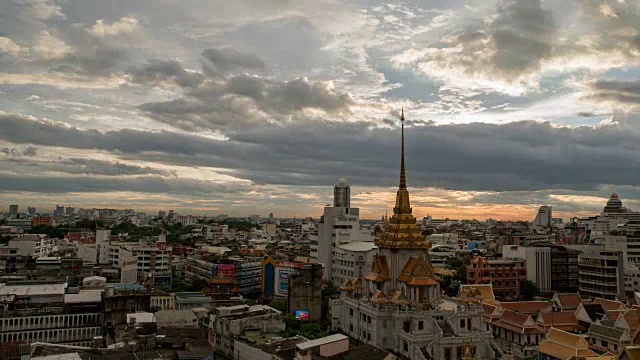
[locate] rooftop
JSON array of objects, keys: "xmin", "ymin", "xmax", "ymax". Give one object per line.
[
  {"xmin": 0, "ymin": 283, "xmax": 66, "ymax": 297},
  {"xmin": 337, "ymin": 242, "xmax": 377, "ymax": 252},
  {"xmin": 297, "ymin": 334, "xmax": 349, "ymax": 350},
  {"xmin": 64, "ymin": 291, "xmax": 102, "ymax": 304}
]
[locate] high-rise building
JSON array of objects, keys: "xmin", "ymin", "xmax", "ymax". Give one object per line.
[
  {"xmin": 8, "ymin": 204, "xmax": 18, "ymax": 217},
  {"xmin": 316, "ymin": 177, "xmax": 373, "ymax": 281},
  {"xmin": 533, "ymin": 205, "xmax": 552, "ymax": 227},
  {"xmin": 65, "ymin": 207, "xmax": 75, "ymax": 215},
  {"xmin": 27, "ymin": 207, "xmax": 36, "ymax": 216},
  {"xmin": 54, "ymin": 205, "xmax": 64, "ymax": 216},
  {"xmin": 339, "ymin": 110, "xmax": 495, "ymax": 360}
]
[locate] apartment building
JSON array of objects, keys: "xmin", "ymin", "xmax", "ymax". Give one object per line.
[
  {"xmin": 503, "ymin": 244, "xmax": 580, "ymax": 292},
  {"xmin": 0, "ymin": 283, "xmax": 101, "ymax": 346},
  {"xmin": 578, "ymin": 250, "xmax": 625, "ymax": 300},
  {"xmin": 467, "ymin": 256, "xmax": 527, "ymax": 301}
]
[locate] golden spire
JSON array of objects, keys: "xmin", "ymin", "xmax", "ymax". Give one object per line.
[
  {"xmin": 376, "ymin": 109, "xmax": 430, "ymax": 250},
  {"xmin": 400, "ymin": 107, "xmax": 406, "ymax": 189}
]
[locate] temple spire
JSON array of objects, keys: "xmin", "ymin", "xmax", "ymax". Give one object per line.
[{"xmin": 399, "ymin": 107, "xmax": 407, "ymax": 189}]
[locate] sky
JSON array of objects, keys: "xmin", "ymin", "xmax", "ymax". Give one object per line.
[{"xmin": 1, "ymin": 0, "xmax": 640, "ymax": 220}]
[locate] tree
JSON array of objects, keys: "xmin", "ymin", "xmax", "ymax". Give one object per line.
[
  {"xmin": 445, "ymin": 257, "xmax": 467, "ymax": 284},
  {"xmin": 521, "ymin": 280, "xmax": 539, "ymax": 301},
  {"xmin": 270, "ymin": 300, "xmax": 288, "ymax": 312},
  {"xmin": 282, "ymin": 314, "xmax": 327, "ymax": 340}
]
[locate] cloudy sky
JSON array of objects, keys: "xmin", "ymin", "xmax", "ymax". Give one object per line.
[{"xmin": 1, "ymin": 0, "xmax": 640, "ymax": 220}]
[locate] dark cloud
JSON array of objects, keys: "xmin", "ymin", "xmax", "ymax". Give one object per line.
[
  {"xmin": 489, "ymin": 0, "xmax": 556, "ymax": 79},
  {"xmin": 129, "ymin": 59, "xmax": 205, "ymax": 88},
  {"xmin": 4, "ymin": 112, "xmax": 640, "ymax": 193},
  {"xmin": 139, "ymin": 75, "xmax": 354, "ymax": 131},
  {"xmin": 1, "ymin": 145, "xmax": 38, "ymax": 157},
  {"xmin": 0, "ymin": 172, "xmax": 241, "ymax": 195},
  {"xmin": 584, "ymin": 80, "xmax": 640, "ymax": 110},
  {"xmin": 201, "ymin": 48, "xmax": 266, "ymax": 76}
]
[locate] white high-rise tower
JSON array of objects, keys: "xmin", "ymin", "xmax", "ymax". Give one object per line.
[{"xmin": 315, "ymin": 178, "xmax": 373, "ymax": 282}]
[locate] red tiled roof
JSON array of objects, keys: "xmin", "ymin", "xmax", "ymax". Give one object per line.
[
  {"xmin": 501, "ymin": 301, "xmax": 551, "ymax": 315},
  {"xmin": 593, "ymin": 298, "xmax": 625, "ymax": 311},
  {"xmin": 557, "ymin": 294, "xmax": 582, "ymax": 308}
]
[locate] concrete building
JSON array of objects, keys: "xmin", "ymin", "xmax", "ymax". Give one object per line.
[
  {"xmin": 186, "ymin": 256, "xmax": 262, "ymax": 295},
  {"xmin": 338, "ymin": 111, "xmax": 496, "ymax": 360},
  {"xmin": 578, "ymin": 250, "xmax": 625, "ymax": 300},
  {"xmin": 533, "ymin": 206, "xmax": 552, "ymax": 228},
  {"xmin": 31, "ymin": 216, "xmax": 55, "ymax": 227},
  {"xmin": 467, "ymin": 256, "xmax": 527, "ymax": 301},
  {"xmin": 316, "ymin": 178, "xmax": 373, "ymax": 281},
  {"xmin": 287, "ymin": 263, "xmax": 322, "ymax": 321},
  {"xmin": 7, "ymin": 235, "xmax": 56, "ymax": 258},
  {"xmin": 0, "ymin": 283, "xmax": 101, "ymax": 346},
  {"xmin": 503, "ymin": 244, "xmax": 580, "ymax": 293},
  {"xmin": 331, "ymin": 241, "xmax": 377, "ymax": 287},
  {"xmin": 8, "ymin": 205, "xmax": 18, "ymax": 218},
  {"xmin": 210, "ymin": 305, "xmax": 285, "ymax": 358}
]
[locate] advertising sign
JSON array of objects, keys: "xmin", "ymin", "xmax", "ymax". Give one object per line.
[
  {"xmin": 295, "ymin": 310, "xmax": 309, "ymax": 320},
  {"xmin": 217, "ymin": 264, "xmax": 234, "ymax": 279}
]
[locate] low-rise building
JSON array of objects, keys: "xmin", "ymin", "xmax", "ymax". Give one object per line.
[
  {"xmin": 467, "ymin": 256, "xmax": 527, "ymax": 301},
  {"xmin": 537, "ymin": 328, "xmax": 598, "ymax": 360},
  {"xmin": 210, "ymin": 305, "xmax": 285, "ymax": 358},
  {"xmin": 0, "ymin": 283, "xmax": 101, "ymax": 346}
]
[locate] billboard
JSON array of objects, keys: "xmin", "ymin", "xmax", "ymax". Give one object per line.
[
  {"xmin": 295, "ymin": 310, "xmax": 309, "ymax": 320},
  {"xmin": 217, "ymin": 264, "xmax": 234, "ymax": 279},
  {"xmin": 276, "ymin": 268, "xmax": 296, "ymax": 297}
]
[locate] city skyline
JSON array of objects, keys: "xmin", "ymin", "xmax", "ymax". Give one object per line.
[{"xmin": 2, "ymin": 0, "xmax": 640, "ymax": 220}]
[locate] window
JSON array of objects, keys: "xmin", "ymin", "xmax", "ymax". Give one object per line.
[
  {"xmin": 445, "ymin": 348, "xmax": 452, "ymax": 360},
  {"xmin": 349, "ymin": 324, "xmax": 353, "ymax": 332},
  {"xmin": 367, "ymin": 333, "xmax": 371, "ymax": 341},
  {"xmin": 367, "ymin": 316, "xmax": 371, "ymax": 324},
  {"xmin": 460, "ymin": 319, "xmax": 466, "ymax": 328},
  {"xmin": 403, "ymin": 341, "xmax": 408, "ymax": 352},
  {"xmin": 349, "ymin": 309, "xmax": 353, "ymax": 317},
  {"xmin": 601, "ymin": 340, "xmax": 608, "ymax": 348},
  {"xmin": 418, "ymin": 320, "xmax": 424, "ymax": 330}
]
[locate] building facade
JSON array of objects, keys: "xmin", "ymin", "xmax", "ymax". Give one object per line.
[
  {"xmin": 287, "ymin": 263, "xmax": 322, "ymax": 321},
  {"xmin": 467, "ymin": 257, "xmax": 527, "ymax": 301},
  {"xmin": 578, "ymin": 250, "xmax": 625, "ymax": 300},
  {"xmin": 316, "ymin": 178, "xmax": 374, "ymax": 281}
]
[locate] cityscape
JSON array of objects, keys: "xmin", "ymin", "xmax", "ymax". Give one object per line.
[{"xmin": 2, "ymin": 0, "xmax": 640, "ymax": 360}]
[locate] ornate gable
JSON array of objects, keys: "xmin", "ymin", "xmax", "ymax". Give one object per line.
[
  {"xmin": 398, "ymin": 256, "xmax": 439, "ymax": 287},
  {"xmin": 365, "ymin": 255, "xmax": 390, "ymax": 283}
]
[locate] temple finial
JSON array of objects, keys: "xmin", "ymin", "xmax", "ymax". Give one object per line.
[{"xmin": 399, "ymin": 108, "xmax": 407, "ymax": 189}]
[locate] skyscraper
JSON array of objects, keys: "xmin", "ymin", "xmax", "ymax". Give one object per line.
[
  {"xmin": 28, "ymin": 207, "xmax": 37, "ymax": 216},
  {"xmin": 316, "ymin": 177, "xmax": 373, "ymax": 282},
  {"xmin": 8, "ymin": 205, "xmax": 18, "ymax": 217},
  {"xmin": 533, "ymin": 205, "xmax": 552, "ymax": 227}
]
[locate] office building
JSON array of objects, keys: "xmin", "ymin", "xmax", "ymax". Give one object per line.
[
  {"xmin": 533, "ymin": 206, "xmax": 552, "ymax": 228},
  {"xmin": 287, "ymin": 263, "xmax": 322, "ymax": 321},
  {"xmin": 316, "ymin": 178, "xmax": 373, "ymax": 281},
  {"xmin": 27, "ymin": 207, "xmax": 36, "ymax": 216},
  {"xmin": 8, "ymin": 205, "xmax": 18, "ymax": 218},
  {"xmin": 578, "ymin": 250, "xmax": 625, "ymax": 300},
  {"xmin": 503, "ymin": 243, "xmax": 580, "ymax": 293},
  {"xmin": 338, "ymin": 111, "xmax": 495, "ymax": 360}
]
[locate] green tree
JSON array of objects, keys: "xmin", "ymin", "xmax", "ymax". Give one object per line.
[
  {"xmin": 521, "ymin": 280, "xmax": 539, "ymax": 301},
  {"xmin": 270, "ymin": 300, "xmax": 288, "ymax": 312},
  {"xmin": 282, "ymin": 314, "xmax": 327, "ymax": 340}
]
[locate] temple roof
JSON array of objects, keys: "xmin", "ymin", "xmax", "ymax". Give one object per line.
[
  {"xmin": 398, "ymin": 256, "xmax": 439, "ymax": 287},
  {"xmin": 364, "ymin": 255, "xmax": 390, "ymax": 283}
]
